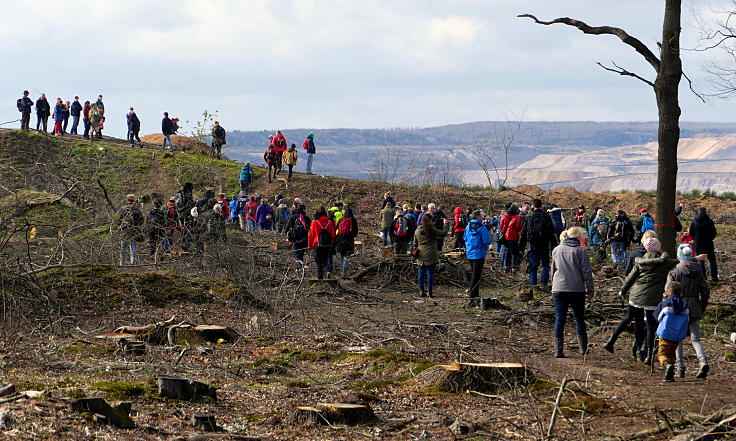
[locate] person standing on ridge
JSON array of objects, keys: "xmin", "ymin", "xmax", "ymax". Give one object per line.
[
  {"xmin": 17, "ymin": 90, "xmax": 33, "ymax": 131},
  {"xmin": 282, "ymin": 143, "xmax": 298, "ymax": 182},
  {"xmin": 69, "ymin": 96, "xmax": 82, "ymax": 135},
  {"xmin": 161, "ymin": 112, "xmax": 175, "ymax": 151},
  {"xmin": 128, "ymin": 108, "xmax": 142, "ymax": 147},
  {"xmin": 35, "ymin": 93, "xmax": 50, "ymax": 132},
  {"xmin": 82, "ymin": 101, "xmax": 91, "ymax": 139},
  {"xmin": 303, "ymin": 132, "xmax": 316, "ymax": 174},
  {"xmin": 62, "ymin": 101, "xmax": 71, "ymax": 134},
  {"xmin": 52, "ymin": 98, "xmax": 65, "ymax": 136},
  {"xmin": 94, "ymin": 95, "xmax": 105, "ymax": 139},
  {"xmin": 452, "ymin": 206, "xmax": 467, "ymax": 250},
  {"xmin": 211, "ymin": 121, "xmax": 227, "ymax": 158}
]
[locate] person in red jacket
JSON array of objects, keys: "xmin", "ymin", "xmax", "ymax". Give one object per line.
[
  {"xmin": 217, "ymin": 194, "xmax": 231, "ymax": 219},
  {"xmin": 453, "ymin": 206, "xmax": 468, "ymax": 250},
  {"xmin": 244, "ymin": 196, "xmax": 259, "ymax": 232},
  {"xmin": 273, "ymin": 130, "xmax": 288, "ymax": 173},
  {"xmin": 499, "ymin": 203, "xmax": 523, "ymax": 271},
  {"xmin": 264, "ymin": 143, "xmax": 279, "ymax": 183},
  {"xmin": 308, "ymin": 206, "xmax": 336, "ymax": 279}
]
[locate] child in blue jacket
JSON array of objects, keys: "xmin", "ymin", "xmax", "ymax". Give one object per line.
[{"xmin": 655, "ymin": 280, "xmax": 689, "ymax": 382}]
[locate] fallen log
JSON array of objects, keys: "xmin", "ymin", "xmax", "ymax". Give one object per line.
[
  {"xmin": 69, "ymin": 397, "xmax": 134, "ymax": 429},
  {"xmin": 417, "ymin": 362, "xmax": 533, "ymax": 394}
]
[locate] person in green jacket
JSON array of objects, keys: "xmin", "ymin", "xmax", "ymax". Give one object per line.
[
  {"xmin": 380, "ymin": 204, "xmax": 394, "ymax": 247},
  {"xmin": 604, "ymin": 237, "xmax": 678, "ymax": 364},
  {"xmin": 412, "ymin": 213, "xmax": 449, "ymax": 297}
]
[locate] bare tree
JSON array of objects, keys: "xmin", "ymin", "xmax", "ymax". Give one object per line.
[
  {"xmin": 467, "ymin": 116, "xmax": 523, "ymax": 190},
  {"xmin": 519, "ymin": 1, "xmax": 683, "ymax": 254},
  {"xmin": 694, "ymin": 2, "xmax": 736, "ymax": 97}
]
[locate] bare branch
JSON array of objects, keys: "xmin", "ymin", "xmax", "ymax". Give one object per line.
[
  {"xmin": 596, "ymin": 61, "xmax": 655, "ymax": 87},
  {"xmin": 682, "ymin": 70, "xmax": 706, "ymax": 103},
  {"xmin": 518, "ymin": 14, "xmax": 661, "ymax": 71}
]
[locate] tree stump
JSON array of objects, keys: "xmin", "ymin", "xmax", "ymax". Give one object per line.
[
  {"xmin": 69, "ymin": 397, "xmax": 134, "ymax": 428},
  {"xmin": 192, "ymin": 414, "xmax": 217, "ymax": 431},
  {"xmin": 157, "ymin": 377, "xmax": 217, "ymax": 401},
  {"xmin": 118, "ymin": 339, "xmax": 146, "ymax": 355},
  {"xmin": 287, "ymin": 403, "xmax": 376, "ymax": 426},
  {"xmin": 419, "ymin": 362, "xmax": 533, "ymax": 393},
  {"xmin": 169, "ymin": 325, "xmax": 239, "ymax": 346}
]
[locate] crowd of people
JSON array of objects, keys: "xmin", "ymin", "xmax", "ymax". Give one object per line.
[{"xmin": 16, "ymin": 91, "xmax": 108, "ymax": 139}]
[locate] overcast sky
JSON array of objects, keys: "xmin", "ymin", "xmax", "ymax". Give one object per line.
[{"xmin": 2, "ymin": 0, "xmax": 735, "ymax": 138}]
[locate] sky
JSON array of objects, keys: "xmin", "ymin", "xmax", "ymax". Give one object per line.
[{"xmin": 2, "ymin": 0, "xmax": 736, "ymax": 138}]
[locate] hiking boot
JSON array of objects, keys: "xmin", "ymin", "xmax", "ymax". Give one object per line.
[
  {"xmin": 676, "ymin": 366, "xmax": 685, "ymax": 378},
  {"xmin": 639, "ymin": 349, "xmax": 647, "ymax": 363},
  {"xmin": 419, "ymin": 289, "xmax": 427, "ymax": 298},
  {"xmin": 663, "ymin": 363, "xmax": 675, "ymax": 382},
  {"xmin": 695, "ymin": 362, "xmax": 709, "ymax": 379},
  {"xmin": 603, "ymin": 339, "xmax": 615, "ymax": 354},
  {"xmin": 644, "ymin": 351, "xmax": 653, "ymax": 366},
  {"xmin": 427, "ymin": 290, "xmax": 434, "ymax": 298},
  {"xmin": 632, "ymin": 345, "xmax": 640, "ymax": 361},
  {"xmin": 554, "ymin": 338, "xmax": 565, "ymax": 358},
  {"xmin": 577, "ymin": 335, "xmax": 589, "ymax": 355}
]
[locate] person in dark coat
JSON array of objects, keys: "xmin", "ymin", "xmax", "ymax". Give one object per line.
[
  {"xmin": 625, "ymin": 230, "xmax": 658, "ymax": 276},
  {"xmin": 285, "ymin": 203, "xmax": 311, "ymax": 265},
  {"xmin": 519, "ymin": 199, "xmax": 556, "ymax": 289},
  {"xmin": 35, "ymin": 94, "xmax": 50, "ymax": 132},
  {"xmin": 145, "ymin": 200, "xmax": 166, "ymax": 259},
  {"xmin": 689, "ymin": 207, "xmax": 718, "ymax": 281},
  {"xmin": 128, "ymin": 108, "xmax": 142, "ymax": 147},
  {"xmin": 70, "ymin": 97, "xmax": 82, "ymax": 134},
  {"xmin": 608, "ymin": 210, "xmax": 635, "ymax": 270},
  {"xmin": 161, "ymin": 112, "xmax": 175, "ymax": 151},
  {"xmin": 17, "ymin": 91, "xmax": 34, "ymax": 131}
]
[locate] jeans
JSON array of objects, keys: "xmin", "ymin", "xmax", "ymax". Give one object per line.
[
  {"xmin": 504, "ymin": 240, "xmax": 520, "ymax": 269},
  {"xmin": 119, "ymin": 241, "xmax": 137, "ymax": 265},
  {"xmin": 63, "ymin": 117, "xmax": 69, "ymax": 132},
  {"xmin": 418, "ymin": 264, "xmax": 436, "ymax": 292},
  {"xmin": 340, "ymin": 252, "xmax": 350, "ymax": 270},
  {"xmin": 306, "ymin": 153, "xmax": 314, "ymax": 173},
  {"xmin": 699, "ymin": 252, "xmax": 718, "ymax": 281},
  {"xmin": 608, "ymin": 305, "xmax": 645, "ymax": 349},
  {"xmin": 468, "ymin": 258, "xmax": 485, "ymax": 298},
  {"xmin": 527, "ymin": 248, "xmax": 550, "ymax": 286},
  {"xmin": 83, "ymin": 119, "xmax": 90, "ymax": 137},
  {"xmin": 247, "ymin": 218, "xmax": 256, "ymax": 232},
  {"xmin": 70, "ymin": 115, "xmax": 80, "ymax": 134},
  {"xmin": 381, "ymin": 228, "xmax": 390, "ymax": 246},
  {"xmin": 499, "ymin": 245, "xmax": 507, "ymax": 269},
  {"xmin": 287, "ymin": 164, "xmax": 294, "ymax": 181},
  {"xmin": 611, "ymin": 242, "xmax": 627, "ymax": 265},
  {"xmin": 676, "ymin": 320, "xmax": 707, "ymax": 367},
  {"xmin": 552, "ymin": 291, "xmax": 587, "ymax": 339},
  {"xmin": 36, "ymin": 115, "xmax": 48, "ymax": 131},
  {"xmin": 315, "ymin": 246, "xmax": 330, "ymax": 279},
  {"xmin": 293, "ymin": 245, "xmax": 306, "ymax": 263},
  {"xmin": 163, "ymin": 134, "xmax": 174, "ymax": 150}
]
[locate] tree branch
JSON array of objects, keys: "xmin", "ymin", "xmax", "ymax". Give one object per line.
[
  {"xmin": 518, "ymin": 14, "xmax": 661, "ymax": 71},
  {"xmin": 596, "ymin": 61, "xmax": 655, "ymax": 87}
]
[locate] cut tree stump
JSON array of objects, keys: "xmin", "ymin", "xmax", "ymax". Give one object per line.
[
  {"xmin": 0, "ymin": 383, "xmax": 16, "ymax": 398},
  {"xmin": 118, "ymin": 339, "xmax": 146, "ymax": 355},
  {"xmin": 158, "ymin": 376, "xmax": 217, "ymax": 401},
  {"xmin": 287, "ymin": 403, "xmax": 376, "ymax": 426},
  {"xmin": 169, "ymin": 325, "xmax": 239, "ymax": 346},
  {"xmin": 192, "ymin": 414, "xmax": 217, "ymax": 431},
  {"xmin": 69, "ymin": 397, "xmax": 134, "ymax": 428},
  {"xmin": 418, "ymin": 362, "xmax": 533, "ymax": 393},
  {"xmin": 468, "ymin": 297, "xmax": 509, "ymax": 310}
]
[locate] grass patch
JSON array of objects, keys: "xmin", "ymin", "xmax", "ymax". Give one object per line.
[{"xmin": 560, "ymin": 395, "xmax": 609, "ymax": 416}]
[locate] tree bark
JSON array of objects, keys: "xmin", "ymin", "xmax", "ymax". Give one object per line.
[{"xmin": 654, "ymin": 0, "xmax": 682, "ymax": 256}]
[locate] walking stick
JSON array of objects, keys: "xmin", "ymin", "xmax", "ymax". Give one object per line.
[{"xmin": 650, "ymin": 336, "xmax": 659, "ymax": 375}]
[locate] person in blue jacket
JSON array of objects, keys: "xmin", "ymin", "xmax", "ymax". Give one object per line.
[
  {"xmin": 655, "ymin": 280, "xmax": 690, "ymax": 382},
  {"xmin": 464, "ymin": 210, "xmax": 492, "ymax": 301},
  {"xmin": 239, "ymin": 163, "xmax": 254, "ymax": 193},
  {"xmin": 229, "ymin": 194, "xmax": 239, "ymax": 225}
]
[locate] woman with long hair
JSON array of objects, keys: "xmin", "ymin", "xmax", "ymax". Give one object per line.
[{"xmin": 412, "ymin": 213, "xmax": 449, "ymax": 297}]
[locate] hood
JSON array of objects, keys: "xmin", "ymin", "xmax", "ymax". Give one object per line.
[
  {"xmin": 668, "ymin": 295, "xmax": 689, "ymax": 314},
  {"xmin": 694, "ymin": 213, "xmax": 711, "ymax": 223},
  {"xmin": 679, "ymin": 260, "xmax": 703, "ymax": 277},
  {"xmin": 183, "ymin": 182, "xmax": 193, "ymax": 193},
  {"xmin": 614, "ymin": 214, "xmax": 627, "ymax": 222},
  {"xmin": 634, "ymin": 252, "xmax": 667, "ymax": 266},
  {"xmin": 507, "ymin": 205, "xmax": 520, "ymax": 215},
  {"xmin": 562, "ymin": 237, "xmax": 581, "ymax": 247},
  {"xmin": 454, "ymin": 207, "xmax": 463, "ymax": 215},
  {"xmin": 466, "ymin": 219, "xmax": 484, "ymax": 234}
]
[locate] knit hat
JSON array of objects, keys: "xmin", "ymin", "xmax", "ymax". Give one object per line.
[
  {"xmin": 596, "ymin": 209, "xmax": 604, "ymax": 217},
  {"xmin": 642, "ymin": 237, "xmax": 661, "ymax": 252},
  {"xmin": 677, "ymin": 244, "xmax": 694, "ymax": 261},
  {"xmin": 640, "ymin": 208, "xmax": 648, "ymax": 214}
]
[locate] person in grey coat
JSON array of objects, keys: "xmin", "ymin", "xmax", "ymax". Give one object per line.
[{"xmin": 550, "ymin": 227, "xmax": 594, "ymax": 358}]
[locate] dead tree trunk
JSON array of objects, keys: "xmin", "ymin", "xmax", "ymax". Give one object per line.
[{"xmin": 520, "ymin": 0, "xmax": 683, "ymax": 255}]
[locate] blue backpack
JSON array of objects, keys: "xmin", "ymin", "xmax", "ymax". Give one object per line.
[
  {"xmin": 657, "ymin": 307, "xmax": 689, "ymax": 342},
  {"xmin": 641, "ymin": 215, "xmax": 654, "ymax": 233}
]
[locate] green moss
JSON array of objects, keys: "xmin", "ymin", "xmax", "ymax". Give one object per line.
[
  {"xmin": 560, "ymin": 395, "xmax": 609, "ymax": 416},
  {"xmin": 724, "ymin": 352, "xmax": 736, "ymax": 362},
  {"xmin": 532, "ymin": 378, "xmax": 560, "ymax": 391},
  {"xmin": 702, "ymin": 305, "xmax": 736, "ymax": 335},
  {"xmin": 93, "ymin": 380, "xmax": 146, "ymax": 400},
  {"xmin": 63, "ymin": 342, "xmax": 116, "ymax": 356}
]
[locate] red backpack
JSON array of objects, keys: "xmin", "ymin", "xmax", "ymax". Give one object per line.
[
  {"xmin": 302, "ymin": 139, "xmax": 309, "ymax": 150},
  {"xmin": 337, "ymin": 217, "xmax": 353, "ymax": 236}
]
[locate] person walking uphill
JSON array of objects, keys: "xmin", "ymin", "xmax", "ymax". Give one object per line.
[
  {"xmin": 161, "ymin": 112, "xmax": 176, "ymax": 151},
  {"xmin": 413, "ymin": 213, "xmax": 449, "ymax": 298},
  {"xmin": 264, "ymin": 144, "xmax": 279, "ymax": 183},
  {"xmin": 308, "ymin": 206, "xmax": 336, "ymax": 279},
  {"xmin": 286, "ymin": 204, "xmax": 311, "ymax": 266},
  {"xmin": 520, "ymin": 199, "xmax": 556, "ymax": 290},
  {"xmin": 655, "ymin": 281, "xmax": 690, "ymax": 382},
  {"xmin": 239, "ymin": 163, "xmax": 254, "ymax": 193},
  {"xmin": 17, "ymin": 91, "xmax": 34, "ymax": 131},
  {"xmin": 689, "ymin": 207, "xmax": 718, "ymax": 282},
  {"xmin": 282, "ymin": 144, "xmax": 298, "ymax": 182},
  {"xmin": 604, "ymin": 237, "xmax": 677, "ymax": 365},
  {"xmin": 551, "ymin": 227, "xmax": 594, "ymax": 358},
  {"xmin": 303, "ymin": 132, "xmax": 316, "ymax": 174},
  {"xmin": 116, "ymin": 194, "xmax": 144, "ymax": 266},
  {"xmin": 667, "ymin": 244, "xmax": 711, "ymax": 378},
  {"xmin": 128, "ymin": 108, "xmax": 142, "ymax": 147},
  {"xmin": 211, "ymin": 121, "xmax": 226, "ymax": 158},
  {"xmin": 464, "ymin": 211, "xmax": 492, "ymax": 301}
]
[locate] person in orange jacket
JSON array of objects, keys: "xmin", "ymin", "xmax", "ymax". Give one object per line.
[{"xmin": 308, "ymin": 206, "xmax": 336, "ymax": 279}]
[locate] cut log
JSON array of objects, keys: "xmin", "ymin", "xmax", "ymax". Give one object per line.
[
  {"xmin": 168, "ymin": 324, "xmax": 239, "ymax": 346},
  {"xmin": 0, "ymin": 383, "xmax": 16, "ymax": 398},
  {"xmin": 157, "ymin": 376, "xmax": 217, "ymax": 401},
  {"xmin": 418, "ymin": 362, "xmax": 533, "ymax": 393},
  {"xmin": 192, "ymin": 414, "xmax": 217, "ymax": 431},
  {"xmin": 69, "ymin": 397, "xmax": 134, "ymax": 428},
  {"xmin": 287, "ymin": 403, "xmax": 376, "ymax": 426},
  {"xmin": 118, "ymin": 339, "xmax": 146, "ymax": 355}
]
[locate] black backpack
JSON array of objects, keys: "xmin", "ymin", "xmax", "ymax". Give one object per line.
[
  {"xmin": 288, "ymin": 215, "xmax": 308, "ymax": 242},
  {"xmin": 175, "ymin": 191, "xmax": 193, "ymax": 218},
  {"xmin": 457, "ymin": 214, "xmax": 468, "ymax": 229},
  {"xmin": 527, "ymin": 213, "xmax": 546, "ymax": 243},
  {"xmin": 318, "ymin": 222, "xmax": 333, "ymax": 247},
  {"xmin": 146, "ymin": 209, "xmax": 165, "ymax": 234},
  {"xmin": 16, "ymin": 99, "xmax": 23, "ymax": 112},
  {"xmin": 267, "ymin": 149, "xmax": 277, "ymax": 161}
]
